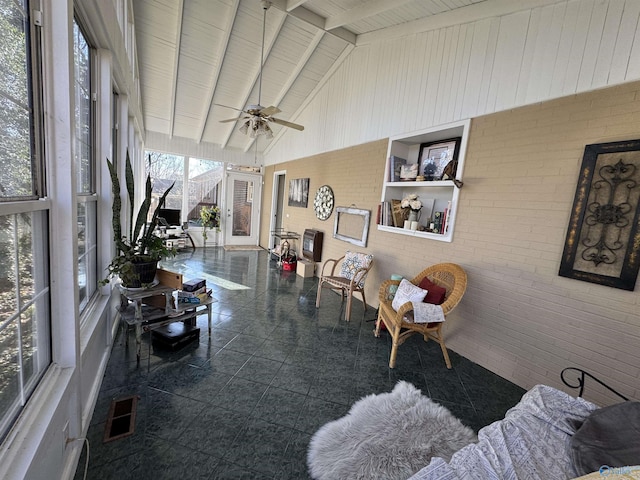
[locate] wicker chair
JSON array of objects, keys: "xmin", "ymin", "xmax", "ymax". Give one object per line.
[
  {"xmin": 316, "ymin": 251, "xmax": 374, "ymax": 321},
  {"xmin": 375, "ymin": 263, "xmax": 467, "ymax": 369}
]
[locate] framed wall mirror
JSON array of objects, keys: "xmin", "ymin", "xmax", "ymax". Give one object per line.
[{"xmin": 333, "ymin": 207, "xmax": 371, "ymax": 247}]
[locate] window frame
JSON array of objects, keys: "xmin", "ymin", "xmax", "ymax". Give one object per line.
[
  {"xmin": 72, "ymin": 15, "xmax": 98, "ymax": 315},
  {"xmin": 0, "ymin": 0, "xmax": 51, "ymax": 442}
]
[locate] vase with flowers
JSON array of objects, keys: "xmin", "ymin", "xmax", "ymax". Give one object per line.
[{"xmin": 401, "ymin": 193, "xmax": 422, "ymax": 223}]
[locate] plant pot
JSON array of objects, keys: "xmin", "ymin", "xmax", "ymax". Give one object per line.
[{"xmin": 123, "ymin": 257, "xmax": 158, "ymax": 288}]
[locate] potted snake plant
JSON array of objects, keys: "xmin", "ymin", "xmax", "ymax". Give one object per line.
[{"xmin": 101, "ymin": 151, "xmax": 176, "ymax": 288}]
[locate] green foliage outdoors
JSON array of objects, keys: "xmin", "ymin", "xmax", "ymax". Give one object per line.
[
  {"xmin": 0, "ymin": 1, "xmax": 33, "ymax": 198},
  {"xmin": 0, "ymin": 2, "xmax": 37, "ymax": 418}
]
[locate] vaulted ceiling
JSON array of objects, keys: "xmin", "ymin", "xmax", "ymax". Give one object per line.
[{"xmin": 132, "ymin": 0, "xmax": 493, "ymax": 156}]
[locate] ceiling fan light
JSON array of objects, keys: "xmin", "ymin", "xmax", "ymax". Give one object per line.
[{"xmin": 239, "ymin": 117, "xmax": 273, "ymax": 139}]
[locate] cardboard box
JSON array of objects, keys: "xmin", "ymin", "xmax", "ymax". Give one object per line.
[
  {"xmin": 296, "ymin": 259, "xmax": 315, "ymax": 278},
  {"xmin": 156, "ymin": 268, "xmax": 183, "ymax": 289}
]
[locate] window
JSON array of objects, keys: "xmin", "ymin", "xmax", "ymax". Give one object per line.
[
  {"xmin": 73, "ymin": 18, "xmax": 97, "ymax": 313},
  {"xmin": 146, "ymin": 152, "xmax": 184, "ymax": 216},
  {"xmin": 0, "ymin": 0, "xmax": 51, "ymax": 440},
  {"xmin": 145, "ymin": 151, "xmax": 223, "ymax": 225},
  {"xmin": 187, "ymin": 158, "xmax": 223, "ymax": 222}
]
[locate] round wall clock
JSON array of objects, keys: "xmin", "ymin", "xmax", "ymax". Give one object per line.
[{"xmin": 313, "ymin": 185, "xmax": 334, "ymax": 220}]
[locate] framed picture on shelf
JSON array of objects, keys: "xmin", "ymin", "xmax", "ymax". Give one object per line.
[{"xmin": 418, "ymin": 137, "xmax": 461, "ymax": 181}]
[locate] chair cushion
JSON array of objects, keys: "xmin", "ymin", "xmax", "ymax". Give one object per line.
[
  {"xmin": 418, "ymin": 277, "xmax": 447, "ymax": 305},
  {"xmin": 339, "ymin": 251, "xmax": 373, "ymax": 288},
  {"xmin": 392, "ymin": 279, "xmax": 428, "ymax": 311}
]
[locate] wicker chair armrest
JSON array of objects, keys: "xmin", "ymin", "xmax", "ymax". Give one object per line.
[
  {"xmin": 378, "ymin": 279, "xmax": 401, "ymax": 302},
  {"xmin": 394, "ymin": 301, "xmax": 414, "ymax": 317},
  {"xmin": 378, "ymin": 297, "xmax": 414, "ymax": 329}
]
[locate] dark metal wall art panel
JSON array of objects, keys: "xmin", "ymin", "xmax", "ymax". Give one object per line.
[{"xmin": 559, "ymin": 139, "xmax": 640, "ymax": 290}]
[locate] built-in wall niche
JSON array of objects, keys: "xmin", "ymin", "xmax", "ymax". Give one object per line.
[
  {"xmin": 334, "ymin": 207, "xmax": 371, "ymax": 247},
  {"xmin": 378, "ymin": 119, "xmax": 470, "ymax": 242}
]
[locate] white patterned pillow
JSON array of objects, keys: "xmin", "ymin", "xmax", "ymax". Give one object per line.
[
  {"xmin": 392, "ymin": 278, "xmax": 428, "ymax": 311},
  {"xmin": 339, "ymin": 251, "xmax": 373, "ymax": 288}
]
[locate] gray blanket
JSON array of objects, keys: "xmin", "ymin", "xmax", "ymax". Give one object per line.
[{"xmin": 409, "ymin": 385, "xmax": 598, "ymax": 480}]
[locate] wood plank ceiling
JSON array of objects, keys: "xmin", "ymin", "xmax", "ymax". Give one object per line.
[{"xmin": 132, "ymin": 0, "xmax": 492, "ymax": 155}]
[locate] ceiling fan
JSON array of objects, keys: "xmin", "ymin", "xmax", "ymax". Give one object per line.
[{"xmin": 219, "ymin": 0, "xmax": 304, "ymax": 139}]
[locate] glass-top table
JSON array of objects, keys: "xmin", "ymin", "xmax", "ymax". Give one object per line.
[{"xmin": 117, "ymin": 283, "xmax": 216, "ymax": 361}]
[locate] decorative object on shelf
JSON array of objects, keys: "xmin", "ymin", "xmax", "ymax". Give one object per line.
[
  {"xmin": 441, "ymin": 159, "xmax": 464, "ymax": 188},
  {"xmin": 288, "ymin": 177, "xmax": 309, "ymax": 207},
  {"xmin": 559, "ymin": 139, "xmax": 640, "ymax": 290},
  {"xmin": 313, "ymin": 185, "xmax": 334, "ymax": 220},
  {"xmin": 389, "ymin": 156, "xmax": 406, "ymax": 182},
  {"xmin": 418, "ymin": 137, "xmax": 461, "ymax": 181},
  {"xmin": 399, "ymin": 163, "xmax": 418, "ymax": 181},
  {"xmin": 401, "ymin": 193, "xmax": 422, "ymax": 224},
  {"xmin": 101, "ymin": 151, "xmax": 176, "ymax": 288},
  {"xmin": 390, "ymin": 199, "xmax": 406, "ymax": 228},
  {"xmin": 199, "ymin": 205, "xmax": 221, "ymax": 242}
]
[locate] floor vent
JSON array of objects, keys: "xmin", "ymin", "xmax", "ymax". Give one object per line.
[{"xmin": 103, "ymin": 395, "xmax": 139, "ymax": 443}]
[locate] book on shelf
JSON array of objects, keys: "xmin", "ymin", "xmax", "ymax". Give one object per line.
[
  {"xmin": 378, "ymin": 201, "xmax": 394, "ymax": 226},
  {"xmin": 389, "ymin": 156, "xmax": 407, "ymax": 182},
  {"xmin": 433, "ymin": 211, "xmax": 443, "ymax": 233}
]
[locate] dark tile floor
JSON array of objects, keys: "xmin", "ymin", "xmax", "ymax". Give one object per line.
[{"xmin": 74, "ymin": 248, "xmax": 526, "ymax": 480}]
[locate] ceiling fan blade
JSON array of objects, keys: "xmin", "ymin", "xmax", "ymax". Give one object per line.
[
  {"xmin": 214, "ymin": 103, "xmax": 246, "ymax": 113},
  {"xmin": 220, "ymin": 117, "xmax": 243, "ymax": 123},
  {"xmin": 270, "ymin": 117, "xmax": 304, "ymax": 131},
  {"xmin": 260, "ymin": 105, "xmax": 281, "ymax": 116}
]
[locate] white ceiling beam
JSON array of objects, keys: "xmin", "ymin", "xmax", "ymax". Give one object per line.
[
  {"xmin": 357, "ymin": 0, "xmax": 565, "ymax": 45},
  {"xmin": 220, "ymin": 8, "xmax": 288, "ymax": 149},
  {"xmin": 285, "ymin": 0, "xmax": 307, "ymax": 11},
  {"xmin": 168, "ymin": 0, "xmax": 185, "ymax": 138},
  {"xmin": 263, "ymin": 42, "xmax": 355, "ymax": 156},
  {"xmin": 269, "ymin": 0, "xmax": 356, "ymax": 45},
  {"xmin": 243, "ymin": 29, "xmax": 325, "ymax": 153},
  {"xmin": 196, "ymin": 0, "xmax": 240, "ymax": 143},
  {"xmin": 325, "ymin": 0, "xmax": 415, "ymax": 31}
]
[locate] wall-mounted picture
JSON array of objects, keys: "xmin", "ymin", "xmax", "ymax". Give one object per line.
[
  {"xmin": 559, "ymin": 139, "xmax": 640, "ymax": 290},
  {"xmin": 418, "ymin": 137, "xmax": 461, "ymax": 181},
  {"xmin": 288, "ymin": 177, "xmax": 310, "ymax": 208}
]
